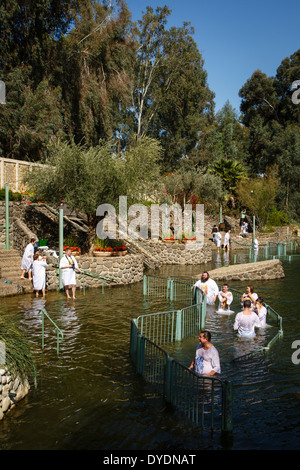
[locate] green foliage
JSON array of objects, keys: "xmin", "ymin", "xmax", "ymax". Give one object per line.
[
  {"xmin": 24, "ymin": 135, "xmax": 162, "ymax": 249},
  {"xmin": 210, "ymin": 158, "xmax": 247, "ymax": 193},
  {"xmin": 0, "ymin": 314, "xmax": 35, "ymax": 384},
  {"xmin": 0, "ymin": 189, "xmax": 22, "ymax": 201},
  {"xmin": 235, "ymin": 165, "xmax": 280, "ymax": 227}
]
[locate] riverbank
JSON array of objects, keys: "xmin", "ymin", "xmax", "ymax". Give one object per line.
[{"xmin": 196, "ymin": 258, "xmax": 285, "ymax": 282}]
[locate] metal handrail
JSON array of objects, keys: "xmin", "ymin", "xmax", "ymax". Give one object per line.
[{"xmin": 38, "ymin": 308, "xmax": 64, "ymax": 356}]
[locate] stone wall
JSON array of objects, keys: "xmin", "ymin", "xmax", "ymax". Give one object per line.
[
  {"xmin": 45, "ymin": 253, "xmax": 144, "ymax": 291},
  {"xmin": 0, "ymin": 201, "xmax": 32, "ymax": 250},
  {"xmin": 0, "ymin": 157, "xmax": 43, "ymax": 192},
  {"xmin": 138, "ymin": 239, "xmax": 212, "ymax": 265},
  {"xmin": 0, "ymin": 368, "xmax": 30, "ymax": 421},
  {"xmin": 196, "ymin": 259, "xmax": 285, "ymax": 282}
]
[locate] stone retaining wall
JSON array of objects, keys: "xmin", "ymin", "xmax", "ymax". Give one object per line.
[
  {"xmin": 45, "ymin": 253, "xmax": 144, "ymax": 290},
  {"xmin": 195, "ymin": 259, "xmax": 285, "ymax": 282},
  {"xmin": 0, "ymin": 368, "xmax": 30, "ymax": 421},
  {"xmin": 139, "ymin": 239, "xmax": 212, "ymax": 265}
]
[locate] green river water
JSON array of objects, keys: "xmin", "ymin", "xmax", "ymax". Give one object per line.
[{"xmin": 0, "ymin": 248, "xmax": 299, "ymax": 450}]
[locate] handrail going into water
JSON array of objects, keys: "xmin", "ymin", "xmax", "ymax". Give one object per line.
[
  {"xmin": 130, "ymin": 274, "xmax": 233, "ymax": 433},
  {"xmin": 38, "ymin": 308, "xmax": 64, "ymax": 356}
]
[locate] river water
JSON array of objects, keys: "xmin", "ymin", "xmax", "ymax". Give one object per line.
[{"xmin": 0, "ymin": 248, "xmax": 299, "ymax": 450}]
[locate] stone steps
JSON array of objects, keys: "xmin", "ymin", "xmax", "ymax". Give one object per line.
[{"xmin": 0, "ymin": 248, "xmax": 33, "ymax": 296}]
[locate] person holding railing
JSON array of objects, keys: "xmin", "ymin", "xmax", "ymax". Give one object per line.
[
  {"xmin": 188, "ymin": 330, "xmax": 221, "ymax": 376},
  {"xmin": 233, "ymin": 299, "xmax": 262, "ymax": 337},
  {"xmin": 59, "ymin": 247, "xmax": 83, "ymax": 300},
  {"xmin": 193, "ymin": 271, "xmax": 219, "ymax": 306}
]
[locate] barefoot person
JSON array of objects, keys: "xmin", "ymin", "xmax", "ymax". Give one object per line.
[
  {"xmin": 32, "ymin": 252, "xmax": 48, "ymax": 297},
  {"xmin": 59, "ymin": 248, "xmax": 83, "ymax": 299},
  {"xmin": 21, "ymin": 238, "xmax": 36, "ymax": 280},
  {"xmin": 188, "ymin": 330, "xmax": 221, "ymax": 376}
]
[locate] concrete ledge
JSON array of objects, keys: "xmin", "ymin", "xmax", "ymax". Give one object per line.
[{"xmin": 195, "ymin": 259, "xmax": 285, "ymax": 282}]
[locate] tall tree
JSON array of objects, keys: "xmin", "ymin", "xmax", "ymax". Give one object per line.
[{"xmin": 127, "ymin": 6, "xmax": 214, "ymax": 169}]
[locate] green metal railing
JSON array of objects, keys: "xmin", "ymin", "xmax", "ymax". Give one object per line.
[
  {"xmin": 130, "ymin": 319, "xmax": 233, "ymax": 433},
  {"xmin": 226, "ymin": 286, "xmax": 283, "ymax": 361},
  {"xmin": 131, "ymin": 274, "xmax": 233, "ymax": 433},
  {"xmin": 39, "ymin": 308, "xmax": 64, "ymax": 356}
]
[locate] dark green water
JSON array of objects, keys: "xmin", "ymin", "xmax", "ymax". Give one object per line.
[{"xmin": 0, "ymin": 249, "xmax": 299, "ymax": 450}]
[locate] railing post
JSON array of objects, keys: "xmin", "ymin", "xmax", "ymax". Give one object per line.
[
  {"xmin": 4, "ymin": 183, "xmax": 10, "ymax": 249},
  {"xmin": 143, "ymin": 275, "xmax": 147, "ymax": 296},
  {"xmin": 169, "ymin": 280, "xmax": 174, "ymax": 302},
  {"xmin": 222, "ymin": 380, "xmax": 233, "ymax": 433},
  {"xmin": 164, "ymin": 356, "xmax": 173, "ymax": 402},
  {"xmin": 137, "ymin": 335, "xmax": 145, "ymax": 375},
  {"xmin": 175, "ymin": 310, "xmax": 182, "ymax": 341}
]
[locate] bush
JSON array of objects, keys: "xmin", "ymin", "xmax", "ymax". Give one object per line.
[
  {"xmin": 268, "ymin": 207, "xmax": 289, "ymax": 226},
  {"xmin": 0, "ymin": 189, "xmax": 22, "ymax": 201}
]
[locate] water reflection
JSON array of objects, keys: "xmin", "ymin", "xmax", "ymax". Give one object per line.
[{"xmin": 0, "ymin": 250, "xmax": 300, "ymax": 450}]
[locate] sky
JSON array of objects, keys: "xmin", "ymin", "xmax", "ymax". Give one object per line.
[{"xmin": 125, "ymin": 0, "xmax": 299, "ymax": 113}]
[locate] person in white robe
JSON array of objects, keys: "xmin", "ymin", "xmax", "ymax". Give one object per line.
[
  {"xmin": 223, "ymin": 230, "xmax": 231, "ymax": 251},
  {"xmin": 32, "ymin": 253, "xmax": 48, "ymax": 297},
  {"xmin": 59, "ymin": 247, "xmax": 82, "ymax": 299},
  {"xmin": 189, "ymin": 330, "xmax": 221, "ymax": 376},
  {"xmin": 254, "ymin": 297, "xmax": 268, "ymax": 327},
  {"xmin": 214, "ymin": 230, "xmax": 222, "ymax": 253},
  {"xmin": 21, "ymin": 238, "xmax": 36, "ymax": 280},
  {"xmin": 194, "ymin": 272, "xmax": 219, "ymax": 306},
  {"xmin": 217, "ymin": 283, "xmax": 234, "ymax": 313},
  {"xmin": 240, "ymin": 285, "xmax": 258, "ymax": 310},
  {"xmin": 234, "ymin": 299, "xmax": 261, "ymax": 337}
]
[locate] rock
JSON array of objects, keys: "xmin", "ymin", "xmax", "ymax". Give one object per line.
[
  {"xmin": 195, "ymin": 259, "xmax": 285, "ymax": 282},
  {"xmin": 1, "ymin": 396, "xmax": 10, "ymax": 413}
]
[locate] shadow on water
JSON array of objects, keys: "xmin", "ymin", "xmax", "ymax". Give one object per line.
[{"xmin": 0, "ymin": 247, "xmax": 300, "ymax": 450}]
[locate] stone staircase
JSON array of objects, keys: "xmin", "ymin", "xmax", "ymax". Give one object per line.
[{"xmin": 0, "ymin": 249, "xmax": 33, "ymax": 297}]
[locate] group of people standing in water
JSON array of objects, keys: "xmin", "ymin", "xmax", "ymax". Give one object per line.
[{"xmin": 189, "ymin": 271, "xmax": 268, "ymax": 377}]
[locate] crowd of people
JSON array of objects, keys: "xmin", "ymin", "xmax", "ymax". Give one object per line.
[
  {"xmin": 189, "ymin": 271, "xmax": 268, "ymax": 377},
  {"xmin": 20, "ymin": 239, "xmax": 82, "ymax": 299}
]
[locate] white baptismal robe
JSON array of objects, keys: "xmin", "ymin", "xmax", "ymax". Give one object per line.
[
  {"xmin": 194, "ymin": 278, "xmax": 219, "ymax": 305},
  {"xmin": 21, "ymin": 243, "xmax": 34, "ymax": 270},
  {"xmin": 217, "ymin": 291, "xmax": 233, "ymax": 311},
  {"xmin": 59, "ymin": 254, "xmax": 78, "ymax": 286},
  {"xmin": 32, "ymin": 260, "xmax": 48, "ymax": 291}
]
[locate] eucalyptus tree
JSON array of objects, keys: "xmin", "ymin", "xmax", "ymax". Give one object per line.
[
  {"xmin": 127, "ymin": 5, "xmax": 214, "ymax": 170},
  {"xmin": 60, "ymin": 0, "xmax": 134, "ymax": 146}
]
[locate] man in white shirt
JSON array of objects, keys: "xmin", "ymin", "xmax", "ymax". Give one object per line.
[
  {"xmin": 194, "ymin": 271, "xmax": 219, "ymax": 306},
  {"xmin": 189, "ymin": 330, "xmax": 221, "ymax": 376},
  {"xmin": 217, "ymin": 283, "xmax": 233, "ymax": 312}
]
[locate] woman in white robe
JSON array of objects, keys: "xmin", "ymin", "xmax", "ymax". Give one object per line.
[
  {"xmin": 254, "ymin": 297, "xmax": 268, "ymax": 327},
  {"xmin": 59, "ymin": 248, "xmax": 82, "ymax": 299},
  {"xmin": 21, "ymin": 238, "xmax": 36, "ymax": 280},
  {"xmin": 32, "ymin": 253, "xmax": 48, "ymax": 297}
]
